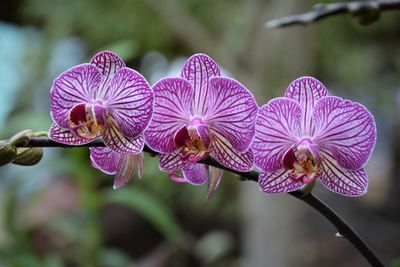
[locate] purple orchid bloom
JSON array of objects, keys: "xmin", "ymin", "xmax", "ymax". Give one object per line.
[
  {"xmin": 252, "ymin": 77, "xmax": 376, "ymax": 196},
  {"xmin": 144, "ymin": 54, "xmax": 257, "ymax": 196},
  {"xmin": 49, "ymin": 51, "xmax": 154, "ymax": 188}
]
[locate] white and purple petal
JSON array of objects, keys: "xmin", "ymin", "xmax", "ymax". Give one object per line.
[
  {"xmin": 90, "ymin": 51, "xmax": 125, "ymax": 100},
  {"xmin": 259, "ymin": 169, "xmax": 304, "ymax": 194},
  {"xmin": 207, "ymin": 166, "xmax": 223, "ymax": 200},
  {"xmin": 204, "ymin": 77, "xmax": 257, "ymax": 152},
  {"xmin": 145, "ymin": 78, "xmax": 193, "ymax": 153},
  {"xmin": 284, "ymin": 76, "xmax": 329, "ymax": 136},
  {"xmin": 49, "ymin": 123, "xmax": 93, "ymax": 145},
  {"xmin": 312, "ymin": 96, "xmax": 376, "ymax": 170},
  {"xmin": 50, "ymin": 64, "xmax": 101, "ymax": 128},
  {"xmin": 90, "ymin": 147, "xmax": 120, "ymax": 175},
  {"xmin": 105, "ymin": 67, "xmax": 153, "ymax": 138},
  {"xmin": 320, "ymin": 150, "xmax": 368, "ymax": 196},
  {"xmin": 210, "ymin": 131, "xmax": 254, "ymax": 172},
  {"xmin": 182, "ymin": 163, "xmax": 208, "ymax": 185},
  {"xmin": 181, "ymin": 54, "xmax": 221, "ymax": 116},
  {"xmin": 159, "ymin": 152, "xmax": 189, "ymax": 171},
  {"xmin": 252, "ymin": 98, "xmax": 301, "ymax": 173},
  {"xmin": 103, "ymin": 119, "xmax": 145, "ymax": 154},
  {"xmin": 113, "ymin": 154, "xmax": 141, "ymax": 189}
]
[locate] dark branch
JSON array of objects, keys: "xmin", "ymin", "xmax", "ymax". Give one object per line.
[
  {"xmin": 265, "ymin": 0, "xmax": 400, "ymax": 28},
  {"xmin": 21, "ymin": 137, "xmax": 384, "ymax": 266},
  {"xmin": 24, "ymin": 137, "xmax": 260, "ymax": 181},
  {"xmin": 295, "ymin": 193, "xmax": 385, "ymax": 267}
]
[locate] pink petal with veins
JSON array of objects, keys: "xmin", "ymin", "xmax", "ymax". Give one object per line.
[
  {"xmin": 182, "ymin": 163, "xmax": 208, "ymax": 185},
  {"xmin": 145, "ymin": 78, "xmax": 192, "ymax": 153},
  {"xmin": 320, "ymin": 150, "xmax": 368, "ymax": 196},
  {"xmin": 106, "ymin": 68, "xmax": 153, "ymax": 138},
  {"xmin": 210, "ymin": 131, "xmax": 253, "ymax": 171},
  {"xmin": 181, "ymin": 53, "xmax": 220, "ymax": 116},
  {"xmin": 50, "ymin": 64, "xmax": 100, "ymax": 128},
  {"xmin": 205, "ymin": 77, "xmax": 257, "ymax": 152},
  {"xmin": 159, "ymin": 152, "xmax": 189, "ymax": 171},
  {"xmin": 207, "ymin": 166, "xmax": 223, "ymax": 199},
  {"xmin": 90, "ymin": 51, "xmax": 125, "ymax": 100},
  {"xmin": 285, "ymin": 76, "xmax": 329, "ymax": 136},
  {"xmin": 113, "ymin": 153, "xmax": 143, "ymax": 189},
  {"xmin": 49, "ymin": 123, "xmax": 93, "ymax": 145},
  {"xmin": 103, "ymin": 120, "xmax": 145, "ymax": 154},
  {"xmin": 252, "ymin": 98, "xmax": 301, "ymax": 172},
  {"xmin": 313, "ymin": 96, "xmax": 376, "ymax": 170},
  {"xmin": 259, "ymin": 169, "xmax": 304, "ymax": 194},
  {"xmin": 90, "ymin": 147, "xmax": 120, "ymax": 175}
]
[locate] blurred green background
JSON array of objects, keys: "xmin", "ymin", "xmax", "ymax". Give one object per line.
[{"xmin": 1, "ymin": 1, "xmax": 400, "ymax": 266}]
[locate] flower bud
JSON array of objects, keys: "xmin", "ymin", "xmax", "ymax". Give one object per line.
[
  {"xmin": 12, "ymin": 147, "xmax": 43, "ymax": 166},
  {"xmin": 0, "ymin": 141, "xmax": 17, "ymax": 167}
]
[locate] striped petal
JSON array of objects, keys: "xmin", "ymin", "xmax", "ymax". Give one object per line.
[
  {"xmin": 252, "ymin": 98, "xmax": 301, "ymax": 173},
  {"xmin": 90, "ymin": 147, "xmax": 120, "ymax": 175},
  {"xmin": 105, "ymin": 68, "xmax": 153, "ymax": 138},
  {"xmin": 320, "ymin": 150, "xmax": 368, "ymax": 196},
  {"xmin": 205, "ymin": 77, "xmax": 257, "ymax": 152},
  {"xmin": 206, "ymin": 166, "xmax": 223, "ymax": 200},
  {"xmin": 182, "ymin": 163, "xmax": 208, "ymax": 185},
  {"xmin": 313, "ymin": 96, "xmax": 376, "ymax": 170},
  {"xmin": 103, "ymin": 119, "xmax": 145, "ymax": 154},
  {"xmin": 145, "ymin": 78, "xmax": 192, "ymax": 153},
  {"xmin": 49, "ymin": 123, "xmax": 93, "ymax": 145},
  {"xmin": 181, "ymin": 54, "xmax": 221, "ymax": 116},
  {"xmin": 284, "ymin": 77, "xmax": 329, "ymax": 136},
  {"xmin": 210, "ymin": 131, "xmax": 253, "ymax": 171},
  {"xmin": 50, "ymin": 64, "xmax": 100, "ymax": 128},
  {"xmin": 90, "ymin": 51, "xmax": 125, "ymax": 100},
  {"xmin": 259, "ymin": 169, "xmax": 304, "ymax": 194},
  {"xmin": 159, "ymin": 152, "xmax": 189, "ymax": 171},
  {"xmin": 113, "ymin": 154, "xmax": 143, "ymax": 189}
]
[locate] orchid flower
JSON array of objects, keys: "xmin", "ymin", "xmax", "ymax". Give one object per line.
[
  {"xmin": 49, "ymin": 51, "xmax": 154, "ymax": 188},
  {"xmin": 252, "ymin": 77, "xmax": 376, "ymax": 196},
  {"xmin": 144, "ymin": 54, "xmax": 257, "ymax": 197}
]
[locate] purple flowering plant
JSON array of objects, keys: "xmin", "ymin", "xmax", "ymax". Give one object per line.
[
  {"xmin": 252, "ymin": 77, "xmax": 376, "ymax": 196},
  {"xmin": 49, "ymin": 51, "xmax": 154, "ymax": 188},
  {"xmin": 0, "ymin": 50, "xmax": 384, "ymax": 265},
  {"xmin": 0, "ymin": 2, "xmax": 388, "ymax": 263},
  {"xmin": 144, "ymin": 54, "xmax": 257, "ymax": 197}
]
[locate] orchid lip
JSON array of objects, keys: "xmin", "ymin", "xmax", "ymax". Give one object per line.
[
  {"xmin": 282, "ymin": 139, "xmax": 322, "ymax": 183},
  {"xmin": 173, "ymin": 120, "xmax": 211, "ymax": 163},
  {"xmin": 68, "ymin": 103, "xmax": 108, "ymax": 139}
]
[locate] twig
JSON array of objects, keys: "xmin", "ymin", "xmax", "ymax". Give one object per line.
[
  {"xmin": 289, "ymin": 191, "xmax": 384, "ymax": 267},
  {"xmin": 19, "ymin": 137, "xmax": 384, "ymax": 266},
  {"xmin": 265, "ymin": 0, "xmax": 400, "ymax": 28}
]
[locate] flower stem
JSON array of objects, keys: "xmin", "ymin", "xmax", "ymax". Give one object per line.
[
  {"xmin": 20, "ymin": 136, "xmax": 384, "ymax": 266},
  {"xmin": 289, "ymin": 191, "xmax": 384, "ymax": 267}
]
